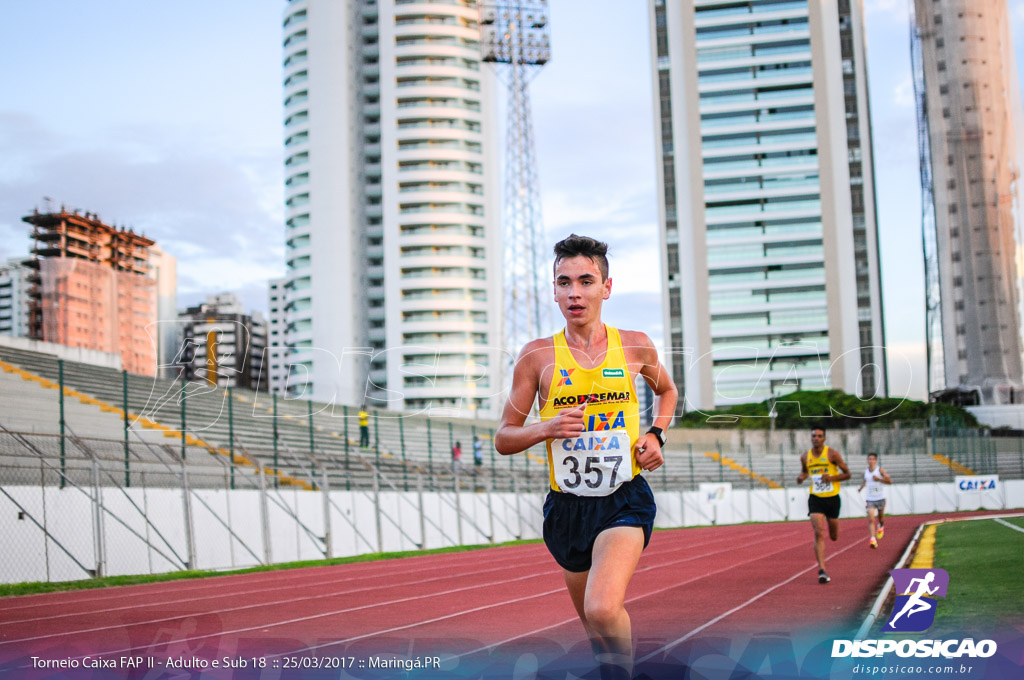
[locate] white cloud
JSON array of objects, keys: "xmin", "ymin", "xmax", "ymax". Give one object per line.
[{"xmin": 0, "ymin": 114, "xmax": 283, "ymax": 315}]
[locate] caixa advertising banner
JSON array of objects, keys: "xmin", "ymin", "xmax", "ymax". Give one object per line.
[
  {"xmin": 955, "ymin": 475, "xmax": 1000, "ymax": 509},
  {"xmin": 955, "ymin": 475, "xmax": 998, "ymax": 494}
]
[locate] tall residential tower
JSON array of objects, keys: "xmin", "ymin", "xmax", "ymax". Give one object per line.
[
  {"xmin": 650, "ymin": 0, "xmax": 886, "ymax": 411},
  {"xmin": 914, "ymin": 0, "xmax": 1024, "ymax": 405},
  {"xmin": 281, "ymin": 0, "xmax": 503, "ymax": 416}
]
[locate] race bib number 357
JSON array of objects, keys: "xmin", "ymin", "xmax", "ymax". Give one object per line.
[{"xmin": 552, "ymin": 431, "xmax": 633, "ymax": 497}]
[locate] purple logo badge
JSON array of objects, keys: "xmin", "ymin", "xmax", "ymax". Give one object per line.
[{"xmin": 884, "ymin": 568, "xmax": 950, "ymax": 632}]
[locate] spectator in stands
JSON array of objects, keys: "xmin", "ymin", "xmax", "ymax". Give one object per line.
[
  {"xmin": 358, "ymin": 405, "xmax": 370, "ymax": 448},
  {"xmin": 452, "ymin": 441, "xmax": 462, "ymax": 472},
  {"xmin": 473, "ymin": 435, "xmax": 484, "ymax": 473}
]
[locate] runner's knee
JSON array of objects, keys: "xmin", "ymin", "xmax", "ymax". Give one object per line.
[{"xmin": 584, "ymin": 597, "xmax": 624, "ymax": 631}]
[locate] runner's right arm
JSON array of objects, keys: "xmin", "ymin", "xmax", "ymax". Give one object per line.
[{"xmin": 494, "ymin": 340, "xmax": 585, "ymax": 455}]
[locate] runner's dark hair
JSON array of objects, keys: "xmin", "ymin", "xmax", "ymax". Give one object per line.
[{"xmin": 553, "ymin": 234, "xmax": 610, "ymax": 280}]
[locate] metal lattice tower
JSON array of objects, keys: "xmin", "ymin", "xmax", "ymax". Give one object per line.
[{"xmin": 481, "ymin": 2, "xmax": 552, "ymax": 355}]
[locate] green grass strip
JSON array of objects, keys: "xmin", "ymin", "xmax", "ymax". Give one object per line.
[
  {"xmin": 932, "ymin": 516, "xmax": 1024, "ymax": 633},
  {"xmin": 0, "ymin": 538, "xmax": 542, "ymax": 599}
]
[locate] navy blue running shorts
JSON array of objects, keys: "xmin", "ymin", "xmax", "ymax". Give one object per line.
[{"xmin": 542, "ymin": 474, "xmax": 656, "ymax": 573}]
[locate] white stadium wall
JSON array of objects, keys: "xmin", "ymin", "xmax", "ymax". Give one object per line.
[{"xmin": 1, "ymin": 481, "xmax": 1021, "ymax": 584}]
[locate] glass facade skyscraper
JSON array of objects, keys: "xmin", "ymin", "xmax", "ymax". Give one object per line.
[{"xmin": 650, "ymin": 0, "xmax": 886, "ymax": 411}]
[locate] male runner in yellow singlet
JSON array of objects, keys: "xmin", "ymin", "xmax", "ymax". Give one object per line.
[
  {"xmin": 495, "ymin": 234, "xmax": 678, "ymax": 679},
  {"xmin": 796, "ymin": 426, "xmax": 850, "ymax": 584}
]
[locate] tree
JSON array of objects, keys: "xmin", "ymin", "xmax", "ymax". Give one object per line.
[{"xmin": 675, "ymin": 390, "xmax": 977, "ymax": 430}]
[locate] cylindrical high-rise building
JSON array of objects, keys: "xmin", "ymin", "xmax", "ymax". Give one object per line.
[{"xmin": 281, "ymin": 0, "xmax": 503, "ymax": 416}]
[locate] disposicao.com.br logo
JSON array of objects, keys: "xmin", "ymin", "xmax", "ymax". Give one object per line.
[{"xmin": 832, "ymin": 568, "xmax": 998, "ymax": 659}]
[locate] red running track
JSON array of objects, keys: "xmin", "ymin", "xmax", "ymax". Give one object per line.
[{"xmin": 0, "ymin": 510, "xmax": 1011, "ymax": 678}]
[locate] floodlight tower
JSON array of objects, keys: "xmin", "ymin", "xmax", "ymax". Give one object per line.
[{"xmin": 480, "ymin": 1, "xmax": 552, "ymax": 355}]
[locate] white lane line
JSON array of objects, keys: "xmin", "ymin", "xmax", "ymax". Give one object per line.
[
  {"xmin": 4, "ymin": 524, "xmax": 759, "ymax": 629},
  {"xmin": 270, "ymin": 528, "xmax": 809, "ymax": 660},
  {"xmin": 453, "ymin": 528, "xmax": 810, "ymax": 659},
  {"xmin": 3, "ymin": 525, "xmax": 741, "ymax": 638},
  {"xmin": 7, "ymin": 570, "xmax": 562, "ymax": 670},
  {"xmin": 636, "ymin": 539, "xmax": 861, "ymax": 663},
  {"xmin": 0, "ymin": 522, "xmax": 747, "ymax": 622},
  {"xmin": 0, "ymin": 553, "xmax": 554, "ymax": 628},
  {"xmin": 268, "ymin": 587, "xmax": 569, "ymax": 658},
  {"xmin": 0, "ymin": 545, "xmax": 551, "ymax": 617},
  {"xmin": 28, "ymin": 526, "xmax": 802, "ymax": 668},
  {"xmin": 0, "ymin": 559, "xmax": 555, "ymax": 647},
  {"xmin": 3, "ymin": 526, "xmax": 801, "ymax": 673},
  {"xmin": 268, "ymin": 531, "xmax": 809, "ymax": 658},
  {"xmin": 994, "ymin": 517, "xmax": 1024, "ymax": 535}
]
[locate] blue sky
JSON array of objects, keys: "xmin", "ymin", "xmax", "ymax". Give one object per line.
[{"xmin": 2, "ymin": 0, "xmax": 1024, "ymax": 402}]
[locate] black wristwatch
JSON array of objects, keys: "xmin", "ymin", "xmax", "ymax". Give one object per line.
[{"xmin": 646, "ymin": 427, "xmax": 665, "ymax": 447}]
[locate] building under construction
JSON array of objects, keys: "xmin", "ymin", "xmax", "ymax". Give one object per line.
[
  {"xmin": 21, "ymin": 208, "xmax": 158, "ymax": 376},
  {"xmin": 913, "ymin": 0, "xmax": 1024, "ymax": 405}
]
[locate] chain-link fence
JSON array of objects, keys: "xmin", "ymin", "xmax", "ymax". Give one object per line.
[
  {"xmin": 0, "ymin": 423, "xmax": 549, "ymax": 585},
  {"xmin": 3, "ymin": 346, "xmax": 1024, "ymax": 584}
]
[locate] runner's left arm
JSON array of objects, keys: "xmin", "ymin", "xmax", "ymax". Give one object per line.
[
  {"xmin": 627, "ymin": 331, "xmax": 678, "ymax": 472},
  {"xmin": 824, "ymin": 450, "xmax": 851, "ymax": 483}
]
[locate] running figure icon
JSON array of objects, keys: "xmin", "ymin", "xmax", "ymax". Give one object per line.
[{"xmin": 888, "ymin": 571, "xmax": 940, "ymax": 627}]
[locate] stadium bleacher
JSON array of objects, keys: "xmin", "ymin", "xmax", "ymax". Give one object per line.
[{"xmin": 2, "ymin": 344, "xmax": 1021, "ymax": 498}]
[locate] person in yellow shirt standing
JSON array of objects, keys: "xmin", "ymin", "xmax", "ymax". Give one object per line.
[
  {"xmin": 495, "ymin": 234, "xmax": 677, "ymax": 680},
  {"xmin": 358, "ymin": 406, "xmax": 370, "ymax": 448},
  {"xmin": 796, "ymin": 426, "xmax": 850, "ymax": 584}
]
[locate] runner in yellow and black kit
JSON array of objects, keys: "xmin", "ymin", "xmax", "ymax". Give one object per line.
[
  {"xmin": 796, "ymin": 426, "xmax": 850, "ymax": 584},
  {"xmin": 496, "ymin": 234, "xmax": 677, "ymax": 680},
  {"xmin": 541, "ymin": 326, "xmax": 642, "ymax": 498}
]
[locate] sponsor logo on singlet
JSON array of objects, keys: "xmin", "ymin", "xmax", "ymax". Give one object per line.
[{"xmin": 552, "ymin": 391, "xmax": 631, "ymax": 408}]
